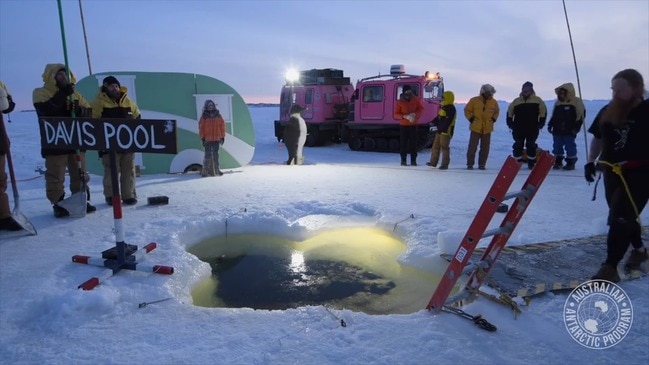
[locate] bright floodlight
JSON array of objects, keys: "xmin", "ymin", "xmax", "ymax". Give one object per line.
[{"xmin": 285, "ymin": 69, "xmax": 299, "ymax": 83}]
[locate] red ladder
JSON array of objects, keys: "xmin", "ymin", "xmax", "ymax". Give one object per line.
[{"xmin": 427, "ymin": 152, "xmax": 554, "ymax": 313}]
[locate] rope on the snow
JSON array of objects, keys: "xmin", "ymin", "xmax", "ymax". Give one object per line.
[
  {"xmin": 138, "ymin": 297, "xmax": 172, "ymax": 308},
  {"xmin": 393, "ymin": 213, "xmax": 415, "ymax": 232},
  {"xmin": 562, "ymin": 0, "xmax": 589, "ymax": 157},
  {"xmin": 324, "ymin": 306, "xmax": 347, "ymax": 327}
]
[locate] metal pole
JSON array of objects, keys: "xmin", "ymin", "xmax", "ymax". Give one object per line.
[
  {"xmin": 78, "ymin": 0, "xmax": 93, "ymax": 75},
  {"xmin": 562, "ymin": 0, "xmax": 589, "ymax": 155}
]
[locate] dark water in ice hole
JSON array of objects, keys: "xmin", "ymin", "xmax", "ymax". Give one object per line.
[{"xmin": 188, "ymin": 229, "xmax": 445, "ymax": 315}]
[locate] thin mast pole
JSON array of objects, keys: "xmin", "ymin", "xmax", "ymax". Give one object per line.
[{"xmin": 78, "ymin": 0, "xmax": 93, "ymax": 75}]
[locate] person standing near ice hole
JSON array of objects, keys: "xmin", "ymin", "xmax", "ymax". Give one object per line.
[
  {"xmin": 33, "ymin": 64, "xmax": 96, "ymax": 218},
  {"xmin": 198, "ymin": 100, "xmax": 226, "ymax": 176},
  {"xmin": 427, "ymin": 91, "xmax": 456, "ymax": 170},
  {"xmin": 506, "ymin": 81, "xmax": 547, "ymax": 169},
  {"xmin": 585, "ymin": 69, "xmax": 649, "ymax": 282},
  {"xmin": 92, "ymin": 76, "xmax": 141, "ymax": 205},
  {"xmin": 547, "ymin": 82, "xmax": 585, "ymax": 170},
  {"xmin": 464, "ymin": 84, "xmax": 499, "ymax": 170},
  {"xmin": 394, "ymin": 84, "xmax": 424, "ymax": 166},
  {"xmin": 0, "ymin": 81, "xmax": 22, "ymax": 231},
  {"xmin": 283, "ymin": 104, "xmax": 307, "ymax": 165}
]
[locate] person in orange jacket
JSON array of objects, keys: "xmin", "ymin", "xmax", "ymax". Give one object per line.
[
  {"xmin": 393, "ymin": 84, "xmax": 424, "ymax": 166},
  {"xmin": 464, "ymin": 84, "xmax": 499, "ymax": 170},
  {"xmin": 199, "ymin": 100, "xmax": 226, "ymax": 176}
]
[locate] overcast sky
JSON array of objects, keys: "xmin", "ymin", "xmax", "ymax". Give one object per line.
[{"xmin": 1, "ymin": 0, "xmax": 647, "ymax": 108}]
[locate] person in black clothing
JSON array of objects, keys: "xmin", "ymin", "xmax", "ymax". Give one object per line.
[
  {"xmin": 506, "ymin": 81, "xmax": 547, "ymax": 169},
  {"xmin": 585, "ymin": 69, "xmax": 649, "ymax": 282},
  {"xmin": 547, "ymin": 83, "xmax": 585, "ymax": 170},
  {"xmin": 426, "ymin": 91, "xmax": 456, "ymax": 169}
]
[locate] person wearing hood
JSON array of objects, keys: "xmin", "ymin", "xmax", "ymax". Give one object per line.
[
  {"xmin": 198, "ymin": 99, "xmax": 226, "ymax": 176},
  {"xmin": 464, "ymin": 84, "xmax": 499, "ymax": 170},
  {"xmin": 393, "ymin": 84, "xmax": 424, "ymax": 166},
  {"xmin": 32, "ymin": 64, "xmax": 96, "ymax": 218},
  {"xmin": 0, "ymin": 82, "xmax": 22, "ymax": 231},
  {"xmin": 92, "ymin": 76, "xmax": 141, "ymax": 204},
  {"xmin": 283, "ymin": 104, "xmax": 307, "ymax": 165},
  {"xmin": 427, "ymin": 91, "xmax": 456, "ymax": 170},
  {"xmin": 585, "ymin": 69, "xmax": 649, "ymax": 283},
  {"xmin": 547, "ymin": 82, "xmax": 585, "ymax": 170},
  {"xmin": 506, "ymin": 81, "xmax": 547, "ymax": 169}
]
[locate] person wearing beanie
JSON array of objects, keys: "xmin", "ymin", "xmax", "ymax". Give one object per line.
[
  {"xmin": 198, "ymin": 99, "xmax": 226, "ymax": 176},
  {"xmin": 283, "ymin": 104, "xmax": 307, "ymax": 165},
  {"xmin": 506, "ymin": 81, "xmax": 547, "ymax": 169},
  {"xmin": 394, "ymin": 84, "xmax": 424, "ymax": 166},
  {"xmin": 463, "ymin": 84, "xmax": 499, "ymax": 170},
  {"xmin": 0, "ymin": 82, "xmax": 23, "ymax": 230},
  {"xmin": 32, "ymin": 64, "xmax": 96, "ymax": 218},
  {"xmin": 91, "ymin": 75, "xmax": 142, "ymax": 205}
]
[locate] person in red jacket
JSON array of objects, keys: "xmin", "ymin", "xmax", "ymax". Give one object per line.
[
  {"xmin": 393, "ymin": 84, "xmax": 424, "ymax": 166},
  {"xmin": 199, "ymin": 100, "xmax": 226, "ymax": 176}
]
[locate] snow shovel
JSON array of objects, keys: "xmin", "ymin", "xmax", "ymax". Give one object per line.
[{"xmin": 0, "ymin": 118, "xmax": 37, "ymax": 235}]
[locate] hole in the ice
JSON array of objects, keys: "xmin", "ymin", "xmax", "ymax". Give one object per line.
[{"xmin": 188, "ymin": 227, "xmax": 446, "ymax": 314}]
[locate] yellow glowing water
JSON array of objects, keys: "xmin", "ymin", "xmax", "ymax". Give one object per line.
[{"xmin": 188, "ymin": 227, "xmax": 450, "ymax": 314}]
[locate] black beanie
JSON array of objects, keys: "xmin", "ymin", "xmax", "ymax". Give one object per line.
[
  {"xmin": 102, "ymin": 76, "xmax": 120, "ymax": 87},
  {"xmin": 522, "ymin": 81, "xmax": 533, "ymax": 89}
]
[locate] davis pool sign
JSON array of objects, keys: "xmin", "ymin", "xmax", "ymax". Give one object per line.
[{"xmin": 39, "ymin": 117, "xmax": 177, "ymax": 154}]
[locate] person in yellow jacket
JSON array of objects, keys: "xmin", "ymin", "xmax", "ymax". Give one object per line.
[
  {"xmin": 393, "ymin": 85, "xmax": 424, "ymax": 166},
  {"xmin": 33, "ymin": 64, "xmax": 96, "ymax": 218},
  {"xmin": 464, "ymin": 84, "xmax": 499, "ymax": 170},
  {"xmin": 0, "ymin": 82, "xmax": 22, "ymax": 230},
  {"xmin": 92, "ymin": 76, "xmax": 141, "ymax": 206},
  {"xmin": 427, "ymin": 91, "xmax": 456, "ymax": 170}
]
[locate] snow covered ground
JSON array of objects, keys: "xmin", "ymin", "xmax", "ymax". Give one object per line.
[{"xmin": 1, "ymin": 102, "xmax": 647, "ymax": 364}]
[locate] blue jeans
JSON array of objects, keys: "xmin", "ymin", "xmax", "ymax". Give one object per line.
[{"xmin": 552, "ymin": 134, "xmax": 577, "ymax": 158}]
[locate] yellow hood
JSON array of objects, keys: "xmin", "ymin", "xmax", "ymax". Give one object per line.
[
  {"xmin": 554, "ymin": 82, "xmax": 576, "ymax": 99},
  {"xmin": 441, "ymin": 91, "xmax": 455, "ymax": 105}
]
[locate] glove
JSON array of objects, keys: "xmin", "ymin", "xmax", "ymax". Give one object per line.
[
  {"xmin": 438, "ymin": 109, "xmax": 447, "ymax": 117},
  {"xmin": 405, "ymin": 113, "xmax": 415, "ymax": 123},
  {"xmin": 469, "ymin": 117, "xmax": 475, "ymax": 123},
  {"xmin": 201, "ymin": 138, "xmax": 206, "ymax": 147},
  {"xmin": 429, "ymin": 126, "xmax": 438, "ymax": 133},
  {"xmin": 538, "ymin": 117, "xmax": 546, "ymax": 129},
  {"xmin": 60, "ymin": 83, "xmax": 75, "ymax": 96},
  {"xmin": 220, "ymin": 138, "xmax": 225, "ymax": 146},
  {"xmin": 584, "ymin": 162, "xmax": 596, "ymax": 183},
  {"xmin": 506, "ymin": 117, "xmax": 513, "ymax": 129}
]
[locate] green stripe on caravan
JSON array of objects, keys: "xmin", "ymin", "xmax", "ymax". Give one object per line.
[{"xmin": 76, "ymin": 72, "xmax": 255, "ymax": 175}]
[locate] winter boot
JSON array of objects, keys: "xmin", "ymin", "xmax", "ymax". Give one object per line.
[
  {"xmin": 53, "ymin": 204, "xmax": 70, "ymax": 218},
  {"xmin": 564, "ymin": 157, "xmax": 577, "ymax": 170},
  {"xmin": 527, "ymin": 159, "xmax": 536, "ymax": 170},
  {"xmin": 591, "ymin": 263, "xmax": 621, "ymax": 283},
  {"xmin": 86, "ymin": 202, "xmax": 97, "ymax": 213},
  {"xmin": 401, "ymin": 156, "xmax": 407, "ymax": 166},
  {"xmin": 553, "ymin": 155, "xmax": 564, "ymax": 170},
  {"xmin": 0, "ymin": 217, "xmax": 23, "ymax": 231},
  {"xmin": 624, "ymin": 247, "xmax": 649, "ymax": 271},
  {"xmin": 410, "ymin": 156, "xmax": 417, "ymax": 166}
]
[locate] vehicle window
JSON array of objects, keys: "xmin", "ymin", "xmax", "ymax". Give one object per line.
[
  {"xmin": 363, "ymin": 86, "xmax": 383, "ymax": 102},
  {"xmin": 305, "ymin": 89, "xmax": 313, "ymax": 104}
]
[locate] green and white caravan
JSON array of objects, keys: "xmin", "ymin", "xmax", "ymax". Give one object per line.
[{"xmin": 75, "ymin": 72, "xmax": 255, "ymax": 175}]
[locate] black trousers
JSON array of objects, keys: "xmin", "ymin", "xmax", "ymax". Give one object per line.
[
  {"xmin": 511, "ymin": 128, "xmax": 539, "ymax": 160},
  {"xmin": 399, "ymin": 125, "xmax": 418, "ymax": 161},
  {"xmin": 603, "ymin": 168, "xmax": 649, "ymax": 266}
]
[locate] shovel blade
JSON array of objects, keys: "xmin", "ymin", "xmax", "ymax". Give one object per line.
[
  {"xmin": 57, "ymin": 191, "xmax": 87, "ymax": 218},
  {"xmin": 10, "ymin": 209, "xmax": 37, "ymax": 236}
]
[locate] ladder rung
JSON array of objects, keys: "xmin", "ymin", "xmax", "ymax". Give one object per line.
[
  {"xmin": 461, "ymin": 260, "xmax": 488, "ymax": 275},
  {"xmin": 482, "ymin": 225, "xmax": 512, "ymax": 238},
  {"xmin": 503, "ymin": 188, "xmax": 531, "ymax": 201}
]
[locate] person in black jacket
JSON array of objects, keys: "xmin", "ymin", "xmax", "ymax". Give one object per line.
[
  {"xmin": 427, "ymin": 91, "xmax": 456, "ymax": 170},
  {"xmin": 506, "ymin": 81, "xmax": 547, "ymax": 169},
  {"xmin": 585, "ymin": 69, "xmax": 649, "ymax": 282},
  {"xmin": 547, "ymin": 83, "xmax": 585, "ymax": 170},
  {"xmin": 32, "ymin": 64, "xmax": 96, "ymax": 217}
]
